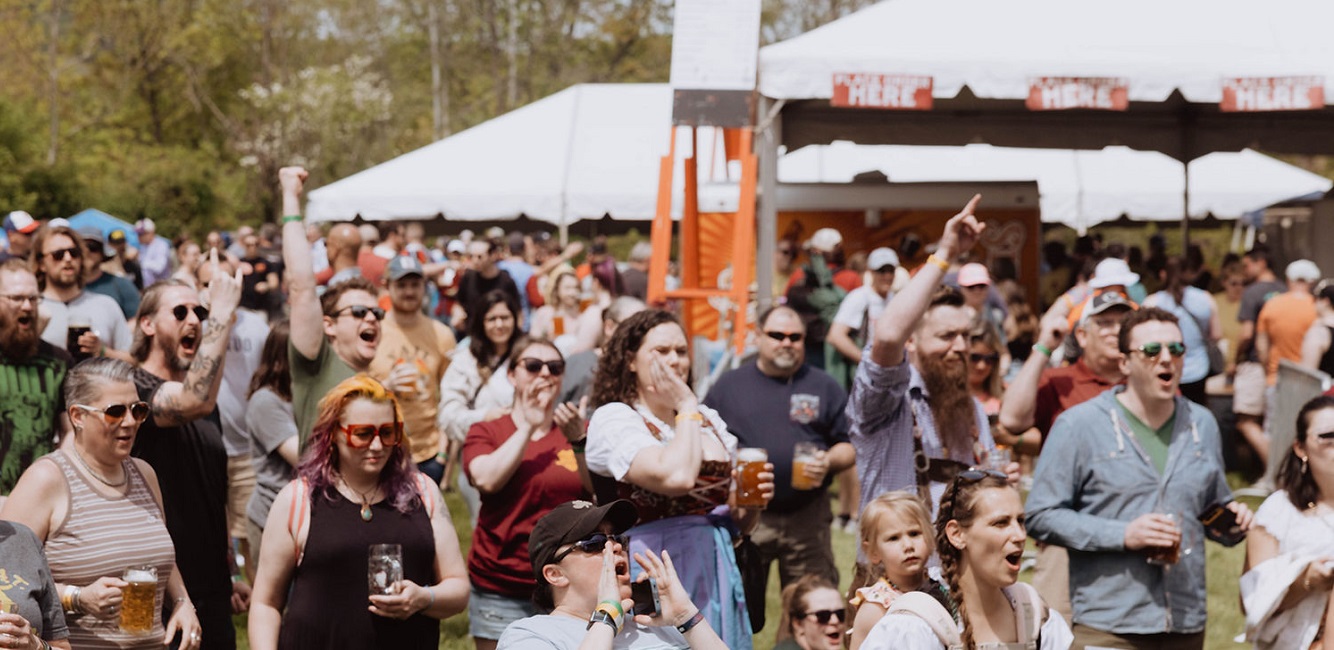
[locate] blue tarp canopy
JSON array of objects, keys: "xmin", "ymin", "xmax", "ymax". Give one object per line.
[{"xmin": 67, "ymin": 209, "xmax": 140, "ymax": 248}]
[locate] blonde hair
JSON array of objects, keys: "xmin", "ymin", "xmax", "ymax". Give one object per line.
[{"xmin": 859, "ymin": 491, "xmax": 936, "ymax": 572}]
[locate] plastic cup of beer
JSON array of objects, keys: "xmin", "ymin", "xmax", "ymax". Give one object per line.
[
  {"xmin": 553, "ymin": 315, "xmax": 565, "ymax": 337},
  {"xmin": 791, "ymin": 442, "xmax": 822, "ymax": 491},
  {"xmin": 120, "ymin": 565, "xmax": 157, "ymax": 635},
  {"xmin": 988, "ymin": 445, "xmax": 1012, "ymax": 472},
  {"xmin": 368, "ymin": 544, "xmax": 403, "ymax": 596},
  {"xmin": 736, "ymin": 448, "xmax": 769, "ymax": 509},
  {"xmin": 1145, "ymin": 513, "xmax": 1182, "ymax": 566}
]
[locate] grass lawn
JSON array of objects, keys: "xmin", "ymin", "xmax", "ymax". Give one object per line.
[{"xmin": 233, "ymin": 487, "xmax": 1259, "ymax": 650}]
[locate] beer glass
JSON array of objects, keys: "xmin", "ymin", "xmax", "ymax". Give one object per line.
[
  {"xmin": 553, "ymin": 315, "xmax": 565, "ymax": 337},
  {"xmin": 67, "ymin": 315, "xmax": 93, "ymax": 363},
  {"xmin": 120, "ymin": 565, "xmax": 157, "ymax": 634},
  {"xmin": 368, "ymin": 544, "xmax": 403, "ymax": 596},
  {"xmin": 987, "ymin": 445, "xmax": 1012, "ymax": 472},
  {"xmin": 1145, "ymin": 513, "xmax": 1182, "ymax": 566},
  {"xmin": 735, "ymin": 448, "xmax": 769, "ymax": 508},
  {"xmin": 791, "ymin": 442, "xmax": 822, "ymax": 490}
]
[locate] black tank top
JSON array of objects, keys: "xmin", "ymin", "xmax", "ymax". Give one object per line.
[
  {"xmin": 278, "ymin": 490, "xmax": 438, "ymax": 649},
  {"xmin": 1320, "ymin": 326, "xmax": 1334, "ymax": 377}
]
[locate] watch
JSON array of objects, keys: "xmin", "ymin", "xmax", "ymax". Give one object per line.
[{"xmin": 587, "ymin": 609, "xmax": 620, "ymax": 635}]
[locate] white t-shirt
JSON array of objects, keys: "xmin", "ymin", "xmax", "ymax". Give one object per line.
[
  {"xmin": 833, "ymin": 286, "xmax": 890, "ymax": 331},
  {"xmin": 498, "ymin": 614, "xmax": 687, "ymax": 649},
  {"xmin": 585, "ymin": 402, "xmax": 737, "ymax": 481},
  {"xmin": 218, "ymin": 310, "xmax": 270, "ymax": 456},
  {"xmin": 862, "ymin": 585, "xmax": 1073, "ymax": 650},
  {"xmin": 40, "ymin": 291, "xmax": 134, "ymax": 352}
]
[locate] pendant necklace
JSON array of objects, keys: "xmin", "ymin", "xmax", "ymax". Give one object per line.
[
  {"xmin": 71, "ymin": 447, "xmax": 127, "ymax": 488},
  {"xmin": 343, "ymin": 479, "xmax": 378, "ymax": 522}
]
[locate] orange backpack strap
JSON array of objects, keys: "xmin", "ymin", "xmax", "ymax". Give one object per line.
[{"xmin": 287, "ymin": 478, "xmax": 309, "ymax": 559}]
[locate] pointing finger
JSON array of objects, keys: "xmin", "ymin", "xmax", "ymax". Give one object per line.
[{"xmin": 961, "ymin": 193, "xmax": 982, "ymax": 217}]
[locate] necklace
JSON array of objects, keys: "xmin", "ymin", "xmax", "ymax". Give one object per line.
[
  {"xmin": 342, "ymin": 479, "xmax": 378, "ymax": 522},
  {"xmin": 70, "ymin": 447, "xmax": 127, "ymax": 488}
]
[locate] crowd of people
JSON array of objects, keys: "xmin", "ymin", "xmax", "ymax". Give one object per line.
[{"xmin": 0, "ymin": 176, "xmax": 1332, "ymax": 650}]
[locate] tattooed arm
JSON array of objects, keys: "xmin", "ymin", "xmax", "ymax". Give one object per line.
[{"xmin": 151, "ymin": 249, "xmax": 244, "ymax": 427}]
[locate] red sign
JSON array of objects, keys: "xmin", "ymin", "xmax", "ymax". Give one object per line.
[
  {"xmin": 1221, "ymin": 77, "xmax": 1324, "ymax": 112},
  {"xmin": 831, "ymin": 73, "xmax": 933, "ymax": 110},
  {"xmin": 1026, "ymin": 77, "xmax": 1129, "ymax": 111}
]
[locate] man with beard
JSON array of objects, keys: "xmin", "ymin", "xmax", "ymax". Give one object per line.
[
  {"xmin": 279, "ymin": 166, "xmax": 384, "ymax": 444},
  {"xmin": 33, "ymin": 225, "xmax": 135, "ymax": 364},
  {"xmin": 79, "ymin": 226, "xmax": 141, "ymax": 319},
  {"xmin": 0, "ymin": 260, "xmax": 72, "ymax": 494},
  {"xmin": 129, "ymin": 253, "xmax": 245, "ymax": 650},
  {"xmin": 844, "ymin": 195, "xmax": 1016, "ymax": 594},
  {"xmin": 702, "ymin": 305, "xmax": 854, "ymax": 594}
]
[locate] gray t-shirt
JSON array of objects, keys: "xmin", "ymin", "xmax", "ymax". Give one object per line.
[
  {"xmin": 219, "ymin": 310, "xmax": 270, "ymax": 457},
  {"xmin": 39, "ymin": 291, "xmax": 134, "ymax": 352},
  {"xmin": 0, "ymin": 521, "xmax": 68, "ymax": 641},
  {"xmin": 245, "ymin": 387, "xmax": 298, "ymax": 528},
  {"xmin": 498, "ymin": 615, "xmax": 686, "ymax": 649},
  {"xmin": 1237, "ymin": 279, "xmax": 1285, "ymax": 361}
]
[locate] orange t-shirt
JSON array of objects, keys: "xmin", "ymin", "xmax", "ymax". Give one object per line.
[{"xmin": 1256, "ymin": 292, "xmax": 1317, "ymax": 384}]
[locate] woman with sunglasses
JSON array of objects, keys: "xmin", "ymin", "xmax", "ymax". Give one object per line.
[
  {"xmin": 584, "ymin": 309, "xmax": 773, "ymax": 649},
  {"xmin": 249, "ymin": 374, "xmax": 469, "ymax": 650},
  {"xmin": 862, "ymin": 471, "xmax": 1072, "ymax": 649},
  {"xmin": 774, "ymin": 575, "xmax": 847, "ymax": 650},
  {"xmin": 967, "ymin": 320, "xmax": 1005, "ymax": 422},
  {"xmin": 1241, "ymin": 395, "xmax": 1334, "ymax": 649},
  {"xmin": 1, "ymin": 358, "xmax": 201, "ymax": 649},
  {"xmin": 462, "ymin": 337, "xmax": 589, "ymax": 650}
]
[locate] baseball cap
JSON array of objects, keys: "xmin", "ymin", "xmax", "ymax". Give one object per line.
[
  {"xmin": 446, "ymin": 239, "xmax": 466, "ymax": 255},
  {"xmin": 1286, "ymin": 259, "xmax": 1321, "ymax": 283},
  {"xmin": 1082, "ymin": 291, "xmax": 1134, "ymax": 321},
  {"xmin": 3, "ymin": 211, "xmax": 38, "ymax": 234},
  {"xmin": 529, "ymin": 499, "xmax": 638, "ymax": 582},
  {"xmin": 78, "ymin": 226, "xmax": 112, "ymax": 257},
  {"xmin": 108, "ymin": 229, "xmax": 128, "ymax": 244},
  {"xmin": 867, "ymin": 247, "xmax": 899, "ymax": 272},
  {"xmin": 135, "ymin": 218, "xmax": 156, "ymax": 235},
  {"xmin": 957, "ymin": 263, "xmax": 991, "ymax": 287},
  {"xmin": 386, "ymin": 255, "xmax": 425, "ymax": 281},
  {"xmin": 809, "ymin": 228, "xmax": 843, "ymax": 254},
  {"xmin": 1088, "ymin": 258, "xmax": 1140, "ymax": 290}
]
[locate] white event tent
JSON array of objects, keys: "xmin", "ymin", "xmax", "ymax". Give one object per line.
[{"xmin": 307, "ymin": 84, "xmax": 1329, "ymax": 232}]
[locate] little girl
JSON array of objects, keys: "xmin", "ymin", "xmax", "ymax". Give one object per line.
[{"xmin": 849, "ymin": 491, "xmax": 950, "ymax": 650}]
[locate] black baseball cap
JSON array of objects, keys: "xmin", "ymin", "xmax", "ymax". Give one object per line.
[{"xmin": 529, "ymin": 499, "xmax": 638, "ymax": 582}]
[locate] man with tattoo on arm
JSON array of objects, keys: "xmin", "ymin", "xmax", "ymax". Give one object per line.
[{"xmin": 129, "ymin": 250, "xmax": 245, "ymax": 650}]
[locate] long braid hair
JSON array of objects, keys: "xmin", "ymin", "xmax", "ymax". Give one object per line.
[{"xmin": 936, "ymin": 472, "xmax": 1011, "ymax": 650}]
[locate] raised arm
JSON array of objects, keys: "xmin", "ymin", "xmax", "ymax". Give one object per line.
[
  {"xmin": 869, "ymin": 195, "xmax": 984, "ymax": 367},
  {"xmin": 999, "ymin": 315, "xmax": 1066, "ymax": 433},
  {"xmin": 279, "ymin": 167, "xmax": 323, "ymax": 360},
  {"xmin": 151, "ymin": 249, "xmax": 243, "ymax": 427}
]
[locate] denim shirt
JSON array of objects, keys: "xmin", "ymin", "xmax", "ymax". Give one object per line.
[{"xmin": 1025, "ymin": 387, "xmax": 1232, "ymax": 635}]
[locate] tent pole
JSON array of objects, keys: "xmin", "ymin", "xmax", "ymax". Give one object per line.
[
  {"xmin": 558, "ymin": 221, "xmax": 568, "ymax": 247},
  {"xmin": 755, "ymin": 96, "xmax": 780, "ymax": 312},
  {"xmin": 1181, "ymin": 159, "xmax": 1190, "ymax": 251}
]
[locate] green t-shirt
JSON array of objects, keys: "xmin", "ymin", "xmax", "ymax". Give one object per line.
[
  {"xmin": 289, "ymin": 338, "xmax": 356, "ymax": 448},
  {"xmin": 1117, "ymin": 401, "xmax": 1175, "ymax": 475}
]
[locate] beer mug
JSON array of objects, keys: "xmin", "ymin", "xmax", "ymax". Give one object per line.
[
  {"xmin": 120, "ymin": 566, "xmax": 157, "ymax": 635},
  {"xmin": 735, "ymin": 448, "xmax": 769, "ymax": 509},
  {"xmin": 368, "ymin": 544, "xmax": 403, "ymax": 596},
  {"xmin": 791, "ymin": 442, "xmax": 823, "ymax": 491}
]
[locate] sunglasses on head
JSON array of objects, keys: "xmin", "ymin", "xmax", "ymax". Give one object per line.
[
  {"xmin": 171, "ymin": 304, "xmax": 209, "ymax": 322},
  {"xmin": 970, "ymin": 352, "xmax": 999, "ymax": 364},
  {"xmin": 765, "ymin": 331, "xmax": 804, "ymax": 344},
  {"xmin": 43, "ymin": 247, "xmax": 82, "ymax": 261},
  {"xmin": 334, "ymin": 305, "xmax": 385, "ymax": 321},
  {"xmin": 802, "ymin": 608, "xmax": 847, "ymax": 625},
  {"xmin": 1134, "ymin": 341, "xmax": 1186, "ymax": 358},
  {"xmin": 518, "ymin": 358, "xmax": 565, "ymax": 376},
  {"xmin": 338, "ymin": 422, "xmax": 402, "ymax": 448},
  {"xmin": 552, "ymin": 532, "xmax": 628, "ymax": 563},
  {"xmin": 958, "ymin": 468, "xmax": 1008, "ymax": 484},
  {"xmin": 75, "ymin": 401, "xmax": 150, "ymax": 425}
]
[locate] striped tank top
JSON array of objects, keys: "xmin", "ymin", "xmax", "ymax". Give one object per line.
[{"xmin": 43, "ymin": 450, "xmax": 176, "ymax": 649}]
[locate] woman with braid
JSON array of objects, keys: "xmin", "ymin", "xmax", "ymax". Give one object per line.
[{"xmin": 861, "ymin": 471, "xmax": 1071, "ymax": 649}]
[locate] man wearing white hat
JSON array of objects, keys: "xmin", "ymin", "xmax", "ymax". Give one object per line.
[
  {"xmin": 1248, "ymin": 259, "xmax": 1323, "ymax": 466},
  {"xmin": 1, "ymin": 211, "xmax": 39, "ymax": 263},
  {"xmin": 135, "ymin": 218, "xmax": 174, "ymax": 287},
  {"xmin": 785, "ymin": 227, "xmax": 861, "ymax": 372}
]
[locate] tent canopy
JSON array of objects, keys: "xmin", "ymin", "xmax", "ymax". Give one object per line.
[{"xmin": 67, "ymin": 209, "xmax": 140, "ymax": 248}]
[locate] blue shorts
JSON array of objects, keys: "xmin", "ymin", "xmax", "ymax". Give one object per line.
[{"xmin": 468, "ymin": 587, "xmax": 538, "ymax": 640}]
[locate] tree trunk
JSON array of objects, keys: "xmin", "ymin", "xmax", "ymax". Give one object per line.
[{"xmin": 46, "ymin": 0, "xmax": 60, "ymax": 165}]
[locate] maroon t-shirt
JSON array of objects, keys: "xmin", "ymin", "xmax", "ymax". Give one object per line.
[
  {"xmin": 462, "ymin": 416, "xmax": 587, "ymax": 596},
  {"xmin": 1034, "ymin": 357, "xmax": 1120, "ymax": 443}
]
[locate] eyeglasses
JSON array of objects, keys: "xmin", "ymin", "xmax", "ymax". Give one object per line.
[
  {"xmin": 765, "ymin": 331, "xmax": 804, "ymax": 344},
  {"xmin": 171, "ymin": 305, "xmax": 209, "ymax": 322},
  {"xmin": 1133, "ymin": 341, "xmax": 1186, "ymax": 358},
  {"xmin": 334, "ymin": 305, "xmax": 385, "ymax": 321},
  {"xmin": 552, "ymin": 532, "xmax": 629, "ymax": 563},
  {"xmin": 42, "ymin": 247, "xmax": 82, "ymax": 261},
  {"xmin": 338, "ymin": 422, "xmax": 403, "ymax": 448},
  {"xmin": 74, "ymin": 401, "xmax": 150, "ymax": 425},
  {"xmin": 0, "ymin": 293, "xmax": 40, "ymax": 305},
  {"xmin": 518, "ymin": 358, "xmax": 565, "ymax": 376},
  {"xmin": 802, "ymin": 608, "xmax": 847, "ymax": 625},
  {"xmin": 970, "ymin": 352, "xmax": 999, "ymax": 365}
]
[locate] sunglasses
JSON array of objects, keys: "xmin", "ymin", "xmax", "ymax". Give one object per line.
[
  {"xmin": 765, "ymin": 331, "xmax": 804, "ymax": 344},
  {"xmin": 75, "ymin": 401, "xmax": 151, "ymax": 425},
  {"xmin": 802, "ymin": 608, "xmax": 847, "ymax": 625},
  {"xmin": 552, "ymin": 532, "xmax": 629, "ymax": 563},
  {"xmin": 776, "ymin": 248, "xmax": 793, "ymax": 256},
  {"xmin": 970, "ymin": 352, "xmax": 999, "ymax": 364},
  {"xmin": 334, "ymin": 305, "xmax": 385, "ymax": 321},
  {"xmin": 171, "ymin": 304, "xmax": 209, "ymax": 322},
  {"xmin": 43, "ymin": 247, "xmax": 82, "ymax": 261},
  {"xmin": 518, "ymin": 358, "xmax": 565, "ymax": 376},
  {"xmin": 338, "ymin": 422, "xmax": 403, "ymax": 448},
  {"xmin": 1133, "ymin": 341, "xmax": 1186, "ymax": 358},
  {"xmin": 1308, "ymin": 431, "xmax": 1334, "ymax": 445},
  {"xmin": 958, "ymin": 468, "xmax": 1008, "ymax": 483}
]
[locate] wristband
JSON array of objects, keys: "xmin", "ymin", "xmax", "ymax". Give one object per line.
[
  {"xmin": 598, "ymin": 599, "xmax": 624, "ymax": 618},
  {"xmin": 1032, "ymin": 343, "xmax": 1053, "ymax": 358},
  {"xmin": 435, "ymin": 452, "xmax": 447, "ymax": 462},
  {"xmin": 675, "ymin": 411, "xmax": 703, "ymax": 423},
  {"xmin": 424, "ymin": 585, "xmax": 436, "ymax": 610},
  {"xmin": 676, "ymin": 610, "xmax": 705, "ymax": 634},
  {"xmin": 926, "ymin": 254, "xmax": 950, "ymax": 271},
  {"xmin": 570, "ymin": 438, "xmax": 587, "ymax": 453},
  {"xmin": 281, "ymin": 214, "xmax": 304, "ymax": 224}
]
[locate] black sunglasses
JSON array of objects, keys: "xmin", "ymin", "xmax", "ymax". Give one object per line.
[
  {"xmin": 970, "ymin": 352, "xmax": 999, "ymax": 364},
  {"xmin": 75, "ymin": 401, "xmax": 151, "ymax": 425},
  {"xmin": 765, "ymin": 331, "xmax": 804, "ymax": 344},
  {"xmin": 552, "ymin": 533, "xmax": 628, "ymax": 563},
  {"xmin": 959, "ymin": 468, "xmax": 1008, "ymax": 483},
  {"xmin": 518, "ymin": 358, "xmax": 565, "ymax": 376},
  {"xmin": 171, "ymin": 305, "xmax": 209, "ymax": 322},
  {"xmin": 802, "ymin": 608, "xmax": 847, "ymax": 625},
  {"xmin": 43, "ymin": 247, "xmax": 82, "ymax": 261},
  {"xmin": 1133, "ymin": 341, "xmax": 1186, "ymax": 358},
  {"xmin": 334, "ymin": 305, "xmax": 386, "ymax": 321}
]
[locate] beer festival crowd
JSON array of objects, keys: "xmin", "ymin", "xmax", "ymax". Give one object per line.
[{"xmin": 3, "ymin": 167, "xmax": 1334, "ymax": 650}]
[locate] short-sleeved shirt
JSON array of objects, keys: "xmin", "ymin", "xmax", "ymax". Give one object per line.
[
  {"xmin": 290, "ymin": 338, "xmax": 356, "ymax": 446},
  {"xmin": 369, "ymin": 313, "xmax": 457, "ymax": 463},
  {"xmin": 244, "ymin": 387, "xmax": 298, "ymax": 528},
  {"xmin": 39, "ymin": 291, "xmax": 134, "ymax": 353},
  {"xmin": 585, "ymin": 403, "xmax": 737, "ymax": 483},
  {"xmin": 498, "ymin": 615, "xmax": 687, "ymax": 649},
  {"xmin": 1257, "ymin": 292, "xmax": 1317, "ymax": 383},
  {"xmin": 85, "ymin": 272, "xmax": 141, "ymax": 319},
  {"xmin": 0, "ymin": 341, "xmax": 70, "ymax": 493},
  {"xmin": 0, "ymin": 521, "xmax": 68, "ymax": 641},
  {"xmin": 1032, "ymin": 357, "xmax": 1119, "ymax": 441},
  {"xmin": 239, "ymin": 256, "xmax": 283, "ymax": 312},
  {"xmin": 832, "ymin": 286, "xmax": 890, "ymax": 333},
  {"xmin": 462, "ymin": 416, "xmax": 585, "ymax": 596},
  {"xmin": 219, "ymin": 310, "xmax": 270, "ymax": 457},
  {"xmin": 457, "ymin": 270, "xmax": 522, "ymax": 327},
  {"xmin": 703, "ymin": 363, "xmax": 850, "ymax": 512},
  {"xmin": 129, "ymin": 368, "xmax": 232, "ymax": 601},
  {"xmin": 1237, "ymin": 279, "xmax": 1285, "ymax": 361}
]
